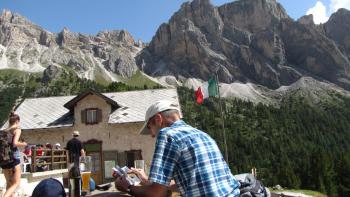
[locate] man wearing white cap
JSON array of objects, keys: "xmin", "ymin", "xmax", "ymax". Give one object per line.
[
  {"xmin": 65, "ymin": 130, "xmax": 85, "ymax": 163},
  {"xmin": 115, "ymin": 100, "xmax": 240, "ymax": 197},
  {"xmin": 55, "ymin": 143, "xmax": 61, "ymax": 150}
]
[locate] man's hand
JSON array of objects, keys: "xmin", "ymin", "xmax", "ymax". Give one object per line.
[
  {"xmin": 115, "ymin": 176, "xmax": 131, "ymax": 193},
  {"xmin": 112, "ymin": 171, "xmax": 120, "ymax": 178},
  {"xmin": 129, "ymin": 167, "xmax": 150, "ymax": 185}
]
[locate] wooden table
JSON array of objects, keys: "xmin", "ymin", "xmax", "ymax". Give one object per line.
[
  {"xmin": 87, "ymin": 182, "xmax": 130, "ymax": 197},
  {"xmin": 86, "ymin": 182, "xmax": 181, "ymax": 197}
]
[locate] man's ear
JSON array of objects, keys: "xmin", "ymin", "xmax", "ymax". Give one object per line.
[
  {"xmin": 153, "ymin": 113, "xmax": 162, "ymax": 126},
  {"xmin": 153, "ymin": 113, "xmax": 159, "ymax": 120}
]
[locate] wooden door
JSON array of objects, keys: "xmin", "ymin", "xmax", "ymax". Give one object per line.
[{"xmin": 84, "ymin": 139, "xmax": 103, "ymax": 184}]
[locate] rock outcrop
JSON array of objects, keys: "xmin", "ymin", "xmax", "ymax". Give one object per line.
[
  {"xmin": 323, "ymin": 9, "xmax": 350, "ymax": 86},
  {"xmin": 2, "ymin": 0, "xmax": 350, "ymax": 93},
  {"xmin": 138, "ymin": 0, "xmax": 350, "ymax": 90},
  {"xmin": 0, "ymin": 9, "xmax": 141, "ymax": 80},
  {"xmin": 41, "ymin": 64, "xmax": 62, "ymax": 83}
]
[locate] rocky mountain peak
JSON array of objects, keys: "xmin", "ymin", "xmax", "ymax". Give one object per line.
[
  {"xmin": 326, "ymin": 8, "xmax": 350, "ymax": 25},
  {"xmin": 174, "ymin": 0, "xmax": 222, "ymax": 33},
  {"xmin": 61, "ymin": 27, "xmax": 70, "ymax": 34},
  {"xmin": 0, "ymin": 10, "xmax": 46, "ymax": 47},
  {"xmin": 325, "ymin": 8, "xmax": 350, "ymax": 29},
  {"xmin": 218, "ymin": 0, "xmax": 290, "ymax": 32},
  {"xmin": 0, "ymin": 9, "xmax": 141, "ymax": 79},
  {"xmin": 324, "ymin": 8, "xmax": 350, "ymax": 62},
  {"xmin": 143, "ymin": 0, "xmax": 292, "ymax": 86},
  {"xmin": 0, "ymin": 9, "xmax": 13, "ymax": 23},
  {"xmin": 326, "ymin": 8, "xmax": 350, "ymax": 28},
  {"xmin": 0, "ymin": 9, "xmax": 35, "ymax": 26},
  {"xmin": 181, "ymin": 0, "xmax": 212, "ymax": 10},
  {"xmin": 96, "ymin": 30, "xmax": 135, "ymax": 46},
  {"xmin": 57, "ymin": 27, "xmax": 79, "ymax": 46},
  {"xmin": 297, "ymin": 14, "xmax": 314, "ymax": 26},
  {"xmin": 141, "ymin": 0, "xmax": 350, "ymax": 91},
  {"xmin": 331, "ymin": 8, "xmax": 350, "ymax": 17},
  {"xmin": 1, "ymin": 1, "xmax": 350, "ymax": 95},
  {"xmin": 117, "ymin": 30, "xmax": 135, "ymax": 46}
]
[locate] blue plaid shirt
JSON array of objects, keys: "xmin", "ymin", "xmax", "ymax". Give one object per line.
[{"xmin": 149, "ymin": 120, "xmax": 240, "ymax": 197}]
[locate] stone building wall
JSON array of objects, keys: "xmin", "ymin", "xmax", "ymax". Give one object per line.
[{"xmin": 21, "ymin": 94, "xmax": 156, "ymax": 180}]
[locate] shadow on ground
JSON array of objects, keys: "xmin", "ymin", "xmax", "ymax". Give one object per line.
[{"xmin": 88, "ymin": 191, "xmax": 130, "ymax": 197}]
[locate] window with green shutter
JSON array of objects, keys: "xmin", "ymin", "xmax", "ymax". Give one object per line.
[
  {"xmin": 84, "ymin": 108, "xmax": 102, "ymax": 124},
  {"xmin": 81, "ymin": 109, "xmax": 86, "ymax": 123}
]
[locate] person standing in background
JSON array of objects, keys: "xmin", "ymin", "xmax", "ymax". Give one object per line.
[{"xmin": 65, "ymin": 131, "xmax": 85, "ymax": 163}]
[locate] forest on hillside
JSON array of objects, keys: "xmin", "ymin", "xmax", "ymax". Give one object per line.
[
  {"xmin": 178, "ymin": 87, "xmax": 350, "ymax": 196},
  {"xmin": 1, "ymin": 70, "xmax": 350, "ymax": 196}
]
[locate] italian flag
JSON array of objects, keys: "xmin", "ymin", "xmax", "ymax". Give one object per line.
[{"xmin": 195, "ymin": 77, "xmax": 218, "ymax": 104}]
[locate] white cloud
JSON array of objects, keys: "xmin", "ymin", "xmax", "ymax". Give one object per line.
[
  {"xmin": 330, "ymin": 0, "xmax": 350, "ymax": 13},
  {"xmin": 306, "ymin": 0, "xmax": 350, "ymax": 24},
  {"xmin": 306, "ymin": 1, "xmax": 329, "ymax": 24}
]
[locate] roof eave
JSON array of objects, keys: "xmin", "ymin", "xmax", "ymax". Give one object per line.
[
  {"xmin": 64, "ymin": 88, "xmax": 120, "ymax": 110},
  {"xmin": 21, "ymin": 124, "xmax": 74, "ymax": 131}
]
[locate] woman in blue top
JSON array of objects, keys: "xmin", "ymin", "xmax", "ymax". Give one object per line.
[{"xmin": 1, "ymin": 112, "xmax": 27, "ymax": 197}]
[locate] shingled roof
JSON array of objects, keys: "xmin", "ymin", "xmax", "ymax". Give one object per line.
[{"xmin": 1, "ymin": 89, "xmax": 180, "ymax": 130}]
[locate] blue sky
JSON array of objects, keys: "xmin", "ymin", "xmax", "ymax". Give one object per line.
[{"xmin": 0, "ymin": 0, "xmax": 347, "ymax": 42}]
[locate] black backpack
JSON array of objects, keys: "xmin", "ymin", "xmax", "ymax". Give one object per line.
[{"xmin": 0, "ymin": 130, "xmax": 15, "ymax": 166}]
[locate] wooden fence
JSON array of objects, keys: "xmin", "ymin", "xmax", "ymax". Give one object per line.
[{"xmin": 30, "ymin": 148, "xmax": 69, "ymax": 173}]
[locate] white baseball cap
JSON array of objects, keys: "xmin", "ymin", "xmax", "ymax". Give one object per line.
[
  {"xmin": 72, "ymin": 130, "xmax": 80, "ymax": 136},
  {"xmin": 139, "ymin": 100, "xmax": 180, "ymax": 135}
]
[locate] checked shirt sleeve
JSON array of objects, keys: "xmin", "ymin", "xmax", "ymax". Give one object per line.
[{"xmin": 149, "ymin": 131, "xmax": 181, "ymax": 186}]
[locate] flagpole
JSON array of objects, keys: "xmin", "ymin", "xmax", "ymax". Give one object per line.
[{"xmin": 215, "ymin": 67, "xmax": 229, "ymax": 163}]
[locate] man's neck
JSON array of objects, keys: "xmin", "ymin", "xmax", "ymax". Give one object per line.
[{"xmin": 164, "ymin": 117, "xmax": 180, "ymax": 127}]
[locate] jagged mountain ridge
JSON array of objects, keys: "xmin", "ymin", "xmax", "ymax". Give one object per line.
[
  {"xmin": 1, "ymin": 0, "xmax": 350, "ymax": 103},
  {"xmin": 0, "ymin": 9, "xmax": 143, "ymax": 83},
  {"xmin": 140, "ymin": 0, "xmax": 350, "ymax": 91}
]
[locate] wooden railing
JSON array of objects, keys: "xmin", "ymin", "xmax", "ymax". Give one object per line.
[{"xmin": 30, "ymin": 148, "xmax": 69, "ymax": 173}]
